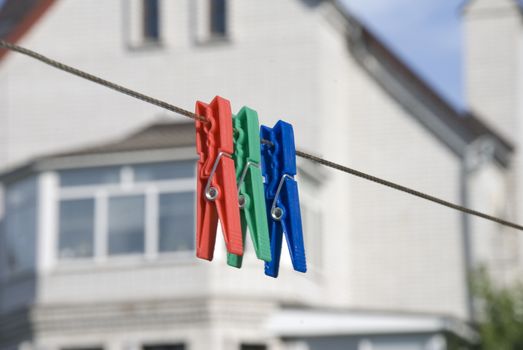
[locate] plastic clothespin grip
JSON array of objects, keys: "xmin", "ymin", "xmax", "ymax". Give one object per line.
[
  {"xmin": 195, "ymin": 96, "xmax": 243, "ymax": 261},
  {"xmin": 227, "ymin": 107, "xmax": 272, "ymax": 268},
  {"xmin": 260, "ymin": 120, "xmax": 306, "ymax": 278}
]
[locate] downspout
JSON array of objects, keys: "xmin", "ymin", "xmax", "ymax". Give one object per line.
[
  {"xmin": 460, "ymin": 157, "xmax": 475, "ymax": 323},
  {"xmin": 461, "ymin": 136, "xmax": 496, "ymax": 323}
]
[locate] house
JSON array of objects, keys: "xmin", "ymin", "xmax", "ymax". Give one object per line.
[{"xmin": 0, "ymin": 0, "xmax": 520, "ymax": 349}]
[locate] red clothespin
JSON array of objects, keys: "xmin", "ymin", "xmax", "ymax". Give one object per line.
[{"xmin": 195, "ymin": 96, "xmax": 243, "ymax": 261}]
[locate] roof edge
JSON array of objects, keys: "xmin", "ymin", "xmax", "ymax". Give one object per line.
[{"xmin": 0, "ymin": 0, "xmax": 56, "ymax": 61}]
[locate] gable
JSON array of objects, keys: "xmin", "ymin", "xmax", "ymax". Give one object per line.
[{"xmin": 329, "ymin": 1, "xmax": 513, "ymax": 165}]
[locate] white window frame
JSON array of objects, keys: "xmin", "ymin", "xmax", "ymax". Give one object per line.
[
  {"xmin": 123, "ymin": 0, "xmax": 163, "ymax": 49},
  {"xmin": 51, "ymin": 161, "xmax": 196, "ymax": 268},
  {"xmin": 190, "ymin": 0, "xmax": 230, "ymax": 44}
]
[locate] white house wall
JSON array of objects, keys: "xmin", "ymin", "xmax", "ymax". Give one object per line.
[
  {"xmin": 346, "ymin": 56, "xmax": 465, "ymax": 317},
  {"xmin": 0, "ymin": 0, "xmax": 510, "ymax": 347},
  {"xmin": 294, "ymin": 3, "xmax": 467, "ymax": 318},
  {"xmin": 1, "ymin": 0, "xmax": 468, "ymax": 313}
]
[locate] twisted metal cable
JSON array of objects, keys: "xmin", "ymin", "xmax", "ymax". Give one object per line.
[{"xmin": 1, "ymin": 40, "xmax": 522, "ymax": 231}]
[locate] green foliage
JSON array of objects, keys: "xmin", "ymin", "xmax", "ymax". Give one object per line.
[{"xmin": 473, "ymin": 268, "xmax": 523, "ymax": 350}]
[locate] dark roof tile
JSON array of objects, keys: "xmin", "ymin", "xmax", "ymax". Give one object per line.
[{"xmin": 52, "ymin": 122, "xmax": 196, "ymax": 158}]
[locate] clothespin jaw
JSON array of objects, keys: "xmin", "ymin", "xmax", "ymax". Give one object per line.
[
  {"xmin": 260, "ymin": 120, "xmax": 306, "ymax": 278},
  {"xmin": 227, "ymin": 107, "xmax": 272, "ymax": 268},
  {"xmin": 195, "ymin": 96, "xmax": 243, "ymax": 261}
]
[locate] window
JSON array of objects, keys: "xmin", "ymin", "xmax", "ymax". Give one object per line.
[
  {"xmin": 210, "ymin": 0, "xmax": 227, "ymax": 37},
  {"xmin": 3, "ymin": 177, "xmax": 38, "ymax": 274},
  {"xmin": 56, "ymin": 161, "xmax": 196, "ymax": 262},
  {"xmin": 192, "ymin": 0, "xmax": 229, "ymax": 43},
  {"xmin": 358, "ymin": 339, "xmax": 374, "ymax": 350},
  {"xmin": 108, "ymin": 195, "xmax": 145, "ymax": 255},
  {"xmin": 124, "ymin": 0, "xmax": 161, "ymax": 48},
  {"xmin": 59, "ymin": 166, "xmax": 120, "ymax": 187},
  {"xmin": 240, "ymin": 345, "xmax": 267, "ymax": 350},
  {"xmin": 134, "ymin": 161, "xmax": 195, "ymax": 182},
  {"xmin": 59, "ymin": 199, "xmax": 95, "ymax": 259},
  {"xmin": 159, "ymin": 192, "xmax": 194, "ymax": 252},
  {"xmin": 143, "ymin": 345, "xmax": 185, "ymax": 350},
  {"xmin": 143, "ymin": 0, "xmax": 160, "ymax": 41}
]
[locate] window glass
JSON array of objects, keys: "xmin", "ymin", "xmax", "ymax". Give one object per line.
[
  {"xmin": 5, "ymin": 177, "xmax": 37, "ymax": 273},
  {"xmin": 133, "ymin": 161, "xmax": 195, "ymax": 182},
  {"xmin": 58, "ymin": 199, "xmax": 95, "ymax": 259},
  {"xmin": 240, "ymin": 345, "xmax": 267, "ymax": 350},
  {"xmin": 159, "ymin": 192, "xmax": 195, "ymax": 252},
  {"xmin": 108, "ymin": 195, "xmax": 145, "ymax": 255},
  {"xmin": 59, "ymin": 166, "xmax": 120, "ymax": 187},
  {"xmin": 210, "ymin": 0, "xmax": 227, "ymax": 36},
  {"xmin": 143, "ymin": 0, "xmax": 160, "ymax": 40},
  {"xmin": 143, "ymin": 345, "xmax": 185, "ymax": 350}
]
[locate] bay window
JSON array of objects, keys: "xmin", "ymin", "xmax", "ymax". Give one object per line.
[{"xmin": 57, "ymin": 160, "xmax": 196, "ymax": 262}]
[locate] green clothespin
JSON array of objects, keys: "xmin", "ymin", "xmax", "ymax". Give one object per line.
[{"xmin": 227, "ymin": 107, "xmax": 272, "ymax": 267}]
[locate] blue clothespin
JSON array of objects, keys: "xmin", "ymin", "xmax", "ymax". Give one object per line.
[{"xmin": 260, "ymin": 120, "xmax": 306, "ymax": 278}]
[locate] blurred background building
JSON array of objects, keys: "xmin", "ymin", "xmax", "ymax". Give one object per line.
[{"xmin": 0, "ymin": 0, "xmax": 520, "ymax": 349}]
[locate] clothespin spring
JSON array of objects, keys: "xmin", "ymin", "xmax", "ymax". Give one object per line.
[
  {"xmin": 205, "ymin": 151, "xmax": 233, "ymax": 201},
  {"xmin": 236, "ymin": 161, "xmax": 261, "ymax": 208},
  {"xmin": 271, "ymin": 174, "xmax": 294, "ymax": 221}
]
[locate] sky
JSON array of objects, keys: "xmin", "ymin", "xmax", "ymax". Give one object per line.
[{"xmin": 343, "ymin": 0, "xmax": 465, "ymax": 110}]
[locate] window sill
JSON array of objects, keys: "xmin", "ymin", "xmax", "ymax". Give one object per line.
[
  {"xmin": 194, "ymin": 35, "xmax": 231, "ymax": 47},
  {"xmin": 126, "ymin": 40, "xmax": 164, "ymax": 52}
]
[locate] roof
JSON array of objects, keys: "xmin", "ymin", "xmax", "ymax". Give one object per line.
[
  {"xmin": 0, "ymin": 0, "xmax": 55, "ymax": 60},
  {"xmin": 51, "ymin": 122, "xmax": 196, "ymax": 157},
  {"xmin": 0, "ymin": 122, "xmax": 197, "ymax": 183},
  {"xmin": 0, "ymin": 0, "xmax": 514, "ymax": 162}
]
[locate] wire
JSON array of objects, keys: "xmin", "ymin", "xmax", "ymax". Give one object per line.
[{"xmin": 1, "ymin": 39, "xmax": 522, "ymax": 231}]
